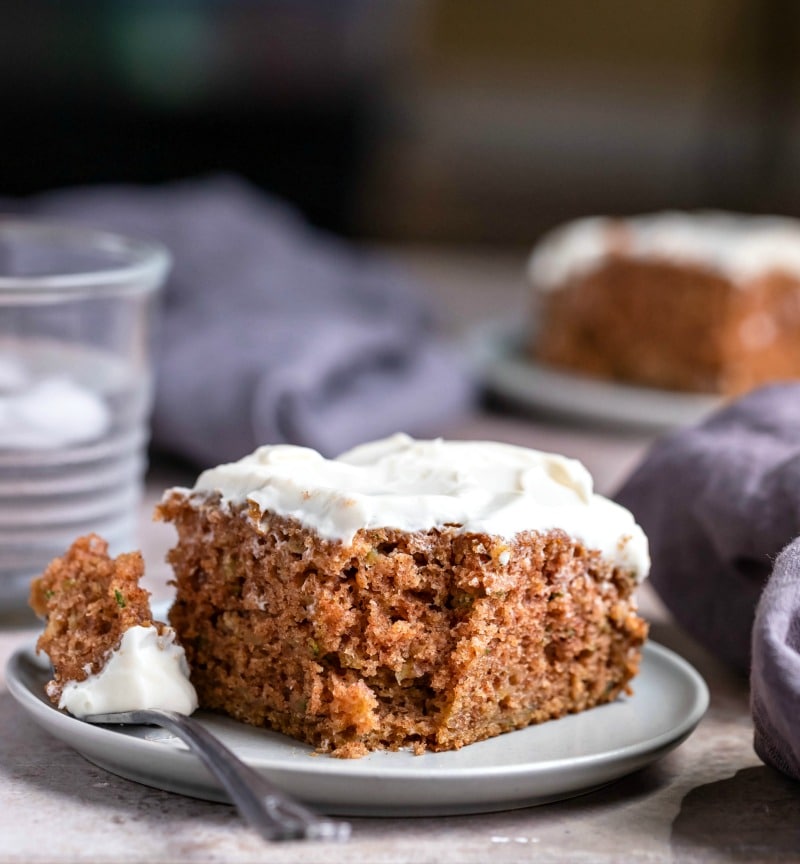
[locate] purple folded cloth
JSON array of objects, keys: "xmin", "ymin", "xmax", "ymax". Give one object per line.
[
  {"xmin": 8, "ymin": 175, "xmax": 473, "ymax": 464},
  {"xmin": 616, "ymin": 383, "xmax": 800, "ymax": 672},
  {"xmin": 615, "ymin": 383, "xmax": 800, "ymax": 781},
  {"xmin": 751, "ymin": 538, "xmax": 800, "ymax": 781}
]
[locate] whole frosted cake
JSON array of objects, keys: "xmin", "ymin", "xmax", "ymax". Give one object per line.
[
  {"xmin": 158, "ymin": 433, "xmax": 650, "ymax": 757},
  {"xmin": 529, "ymin": 212, "xmax": 800, "ymax": 394}
]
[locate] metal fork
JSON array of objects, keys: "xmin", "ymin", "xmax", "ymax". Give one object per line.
[{"xmin": 84, "ymin": 709, "xmax": 351, "ymax": 843}]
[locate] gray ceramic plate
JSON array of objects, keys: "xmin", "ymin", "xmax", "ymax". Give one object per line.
[
  {"xmin": 6, "ymin": 641, "xmax": 708, "ymax": 817},
  {"xmin": 469, "ymin": 320, "xmax": 722, "ymax": 431}
]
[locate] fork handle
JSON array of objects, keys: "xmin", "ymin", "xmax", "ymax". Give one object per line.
[{"xmin": 98, "ymin": 709, "xmax": 350, "ymax": 842}]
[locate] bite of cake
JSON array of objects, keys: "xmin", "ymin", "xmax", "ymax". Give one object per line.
[
  {"xmin": 158, "ymin": 433, "xmax": 649, "ymax": 758},
  {"xmin": 29, "ymin": 534, "xmax": 197, "ymax": 718}
]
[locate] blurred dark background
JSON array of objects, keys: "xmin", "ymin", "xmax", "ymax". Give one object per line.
[{"xmin": 1, "ymin": 0, "xmax": 799, "ymax": 244}]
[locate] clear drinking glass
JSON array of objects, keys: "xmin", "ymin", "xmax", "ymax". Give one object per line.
[{"xmin": 0, "ymin": 219, "xmax": 170, "ymax": 609}]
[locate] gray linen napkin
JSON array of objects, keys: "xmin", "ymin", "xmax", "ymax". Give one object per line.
[
  {"xmin": 10, "ymin": 175, "xmax": 473, "ymax": 465},
  {"xmin": 752, "ymin": 538, "xmax": 800, "ymax": 781},
  {"xmin": 616, "ymin": 383, "xmax": 800, "ymax": 673},
  {"xmin": 615, "ymin": 383, "xmax": 800, "ymax": 781}
]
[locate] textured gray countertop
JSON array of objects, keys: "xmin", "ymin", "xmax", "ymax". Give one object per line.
[{"xmin": 1, "ymin": 250, "xmax": 798, "ymax": 864}]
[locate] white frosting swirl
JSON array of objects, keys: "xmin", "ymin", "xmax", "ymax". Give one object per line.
[
  {"xmin": 529, "ymin": 211, "xmax": 800, "ymax": 292},
  {"xmin": 185, "ymin": 433, "xmax": 650, "ymax": 580},
  {"xmin": 58, "ymin": 625, "xmax": 198, "ymax": 718}
]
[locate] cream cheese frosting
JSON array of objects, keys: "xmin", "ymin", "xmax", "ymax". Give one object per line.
[
  {"xmin": 184, "ymin": 433, "xmax": 650, "ymax": 580},
  {"xmin": 529, "ymin": 211, "xmax": 800, "ymax": 292},
  {"xmin": 57, "ymin": 625, "xmax": 198, "ymax": 718}
]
